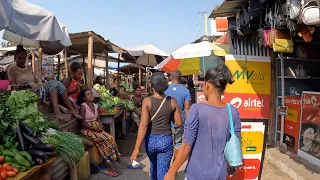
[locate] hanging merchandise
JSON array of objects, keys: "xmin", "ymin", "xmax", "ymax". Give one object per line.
[
  {"xmin": 275, "ymin": 0, "xmax": 287, "ymax": 29},
  {"xmin": 288, "ymin": 0, "xmax": 302, "ymax": 20},
  {"xmin": 302, "ymin": 0, "xmax": 320, "ymax": 25},
  {"xmin": 268, "ymin": 29, "xmax": 291, "ymax": 48},
  {"xmin": 298, "ymin": 26, "xmax": 315, "ymax": 42},
  {"xmin": 295, "ymin": 65, "xmax": 306, "ymax": 77},
  {"xmin": 287, "ymin": 19, "xmax": 302, "ymax": 37},
  {"xmin": 273, "ymin": 39, "xmax": 294, "ymax": 53}
]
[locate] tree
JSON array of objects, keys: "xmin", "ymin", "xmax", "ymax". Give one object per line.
[{"xmin": 0, "ymin": 41, "xmax": 18, "ymax": 48}]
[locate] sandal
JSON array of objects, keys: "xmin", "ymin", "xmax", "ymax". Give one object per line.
[{"xmin": 104, "ymin": 170, "xmax": 120, "ymax": 177}]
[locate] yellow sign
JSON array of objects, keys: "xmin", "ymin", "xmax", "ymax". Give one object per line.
[
  {"xmin": 285, "ymin": 108, "xmax": 298, "ymax": 123},
  {"xmin": 225, "ymin": 55, "xmax": 271, "ymax": 95},
  {"xmin": 241, "ymin": 131, "xmax": 264, "ymax": 154}
]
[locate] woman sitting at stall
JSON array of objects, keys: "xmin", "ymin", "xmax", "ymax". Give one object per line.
[
  {"xmin": 7, "ymin": 45, "xmax": 81, "ymax": 121},
  {"xmin": 63, "ymin": 62, "xmax": 84, "ymax": 109},
  {"xmin": 131, "ymin": 87, "xmax": 143, "ymax": 127},
  {"xmin": 78, "ymin": 88, "xmax": 122, "ymax": 177}
]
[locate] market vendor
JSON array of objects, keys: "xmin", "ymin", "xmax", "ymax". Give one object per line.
[
  {"xmin": 132, "ymin": 87, "xmax": 143, "ymax": 126},
  {"xmin": 78, "ymin": 88, "xmax": 122, "ymax": 177},
  {"xmin": 7, "ymin": 45, "xmax": 81, "ymax": 121},
  {"xmin": 63, "ymin": 62, "xmax": 84, "ymax": 109}
]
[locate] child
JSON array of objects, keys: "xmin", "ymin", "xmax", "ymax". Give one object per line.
[
  {"xmin": 78, "ymin": 89, "xmax": 122, "ymax": 177},
  {"xmin": 63, "ymin": 62, "xmax": 84, "ymax": 108}
]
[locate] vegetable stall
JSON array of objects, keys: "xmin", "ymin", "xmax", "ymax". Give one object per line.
[
  {"xmin": 0, "ymin": 91, "xmax": 85, "ymax": 180},
  {"xmin": 93, "ymin": 84, "xmax": 134, "ymax": 138}
]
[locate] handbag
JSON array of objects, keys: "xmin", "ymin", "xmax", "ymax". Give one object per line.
[
  {"xmin": 295, "ymin": 65, "xmax": 306, "ymax": 77},
  {"xmin": 150, "ymin": 96, "xmax": 167, "ymax": 122},
  {"xmin": 268, "ymin": 29, "xmax": 290, "ymax": 48},
  {"xmin": 275, "ymin": 1, "xmax": 287, "ymax": 29},
  {"xmin": 273, "ymin": 39, "xmax": 294, "ymax": 53},
  {"xmin": 224, "ymin": 104, "xmax": 243, "ymax": 167},
  {"xmin": 288, "ymin": 0, "xmax": 302, "ymax": 20},
  {"xmin": 302, "ymin": 0, "xmax": 320, "ymax": 25}
]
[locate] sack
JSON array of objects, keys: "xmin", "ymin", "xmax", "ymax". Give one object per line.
[
  {"xmin": 268, "ymin": 29, "xmax": 290, "ymax": 47},
  {"xmin": 288, "ymin": 0, "xmax": 302, "ymax": 20},
  {"xmin": 273, "ymin": 39, "xmax": 294, "ymax": 53},
  {"xmin": 295, "ymin": 65, "xmax": 306, "ymax": 77},
  {"xmin": 302, "ymin": 0, "xmax": 320, "ymax": 25},
  {"xmin": 224, "ymin": 104, "xmax": 243, "ymax": 167}
]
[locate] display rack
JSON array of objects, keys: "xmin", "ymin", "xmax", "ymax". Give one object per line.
[{"xmin": 275, "ymin": 54, "xmax": 320, "ymax": 144}]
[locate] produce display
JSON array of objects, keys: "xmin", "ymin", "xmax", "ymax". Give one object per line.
[
  {"xmin": 43, "ymin": 129, "xmax": 85, "ymax": 166},
  {"xmin": 94, "ymin": 84, "xmax": 134, "ymax": 115},
  {"xmin": 0, "ymin": 90, "xmax": 85, "ymax": 179}
]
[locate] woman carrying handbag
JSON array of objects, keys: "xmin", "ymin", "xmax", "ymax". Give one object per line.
[
  {"xmin": 164, "ymin": 64, "xmax": 243, "ymax": 180},
  {"xmin": 131, "ymin": 72, "xmax": 183, "ymax": 180}
]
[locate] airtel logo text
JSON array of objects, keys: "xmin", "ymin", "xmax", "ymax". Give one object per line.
[{"xmin": 230, "ymin": 97, "xmax": 264, "ymax": 108}]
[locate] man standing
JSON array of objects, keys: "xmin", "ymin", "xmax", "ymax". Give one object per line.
[{"xmin": 165, "ymin": 70, "xmax": 191, "ymax": 160}]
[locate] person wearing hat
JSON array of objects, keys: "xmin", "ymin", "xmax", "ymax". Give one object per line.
[{"xmin": 165, "ymin": 70, "xmax": 191, "ymax": 161}]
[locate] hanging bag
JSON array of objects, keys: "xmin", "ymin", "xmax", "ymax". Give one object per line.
[
  {"xmin": 302, "ymin": 0, "xmax": 320, "ymax": 25},
  {"xmin": 273, "ymin": 39, "xmax": 294, "ymax": 53},
  {"xmin": 295, "ymin": 65, "xmax": 306, "ymax": 77},
  {"xmin": 288, "ymin": 0, "xmax": 302, "ymax": 20},
  {"xmin": 224, "ymin": 104, "xmax": 243, "ymax": 167},
  {"xmin": 275, "ymin": 1, "xmax": 287, "ymax": 29}
]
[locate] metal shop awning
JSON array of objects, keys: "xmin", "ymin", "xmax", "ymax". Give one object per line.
[{"xmin": 209, "ymin": 0, "xmax": 249, "ymax": 18}]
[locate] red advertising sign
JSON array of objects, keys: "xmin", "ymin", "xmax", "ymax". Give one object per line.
[
  {"xmin": 228, "ymin": 159, "xmax": 261, "ymax": 180},
  {"xmin": 284, "ymin": 96, "xmax": 301, "ymax": 153},
  {"xmin": 196, "ymin": 91, "xmax": 270, "ymax": 119},
  {"xmin": 298, "ymin": 92, "xmax": 320, "ymax": 166}
]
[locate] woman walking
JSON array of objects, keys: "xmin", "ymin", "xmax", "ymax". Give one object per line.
[
  {"xmin": 164, "ymin": 64, "xmax": 242, "ymax": 180},
  {"xmin": 131, "ymin": 72, "xmax": 183, "ymax": 180}
]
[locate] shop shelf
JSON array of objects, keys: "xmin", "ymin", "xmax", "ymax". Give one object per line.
[{"xmin": 277, "ymin": 56, "xmax": 320, "ymax": 62}]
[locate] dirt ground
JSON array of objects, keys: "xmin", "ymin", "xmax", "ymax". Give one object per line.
[{"xmin": 89, "ymin": 128, "xmax": 292, "ymax": 180}]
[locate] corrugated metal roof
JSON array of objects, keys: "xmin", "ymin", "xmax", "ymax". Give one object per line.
[{"xmin": 209, "ymin": 0, "xmax": 249, "ymax": 18}]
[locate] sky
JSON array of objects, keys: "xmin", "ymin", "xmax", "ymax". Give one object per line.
[{"xmin": 16, "ymin": 0, "xmax": 223, "ymax": 54}]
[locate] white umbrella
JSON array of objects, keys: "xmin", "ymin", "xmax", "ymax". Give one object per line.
[
  {"xmin": 0, "ymin": 0, "xmax": 71, "ymax": 54},
  {"xmin": 127, "ymin": 44, "xmax": 167, "ymax": 67}
]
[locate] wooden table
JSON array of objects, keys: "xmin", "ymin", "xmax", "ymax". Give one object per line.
[
  {"xmin": 100, "ymin": 108, "xmax": 126, "ymax": 138},
  {"xmin": 8, "ymin": 157, "xmax": 57, "ymax": 180}
]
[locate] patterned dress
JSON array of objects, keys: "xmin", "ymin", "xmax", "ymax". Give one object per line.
[{"xmin": 80, "ymin": 103, "xmax": 121, "ymax": 163}]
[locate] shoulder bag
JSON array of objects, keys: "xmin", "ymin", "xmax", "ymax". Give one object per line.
[
  {"xmin": 150, "ymin": 96, "xmax": 167, "ymax": 122},
  {"xmin": 224, "ymin": 104, "xmax": 243, "ymax": 167}
]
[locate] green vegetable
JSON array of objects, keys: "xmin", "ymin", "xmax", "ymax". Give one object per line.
[
  {"xmin": 0, "ymin": 145, "xmax": 4, "ymax": 154},
  {"xmin": 4, "ymin": 149, "xmax": 15, "ymax": 157},
  {"xmin": 13, "ymin": 151, "xmax": 31, "ymax": 168},
  {"xmin": 4, "ymin": 141, "xmax": 12, "ymax": 149},
  {"xmin": 7, "ymin": 162, "xmax": 27, "ymax": 172},
  {"xmin": 19, "ymin": 151, "xmax": 32, "ymax": 162},
  {"xmin": 43, "ymin": 130, "xmax": 85, "ymax": 166},
  {"xmin": 5, "ymin": 156, "xmax": 14, "ymax": 163}
]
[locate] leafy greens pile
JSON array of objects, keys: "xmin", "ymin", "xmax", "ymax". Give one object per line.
[
  {"xmin": 43, "ymin": 129, "xmax": 85, "ymax": 166},
  {"xmin": 5, "ymin": 90, "xmax": 58, "ymax": 134},
  {"xmin": 93, "ymin": 84, "xmax": 134, "ymax": 115},
  {"xmin": 0, "ymin": 92, "xmax": 17, "ymax": 144}
]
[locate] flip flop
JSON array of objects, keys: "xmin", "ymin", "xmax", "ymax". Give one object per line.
[
  {"xmin": 104, "ymin": 170, "xmax": 120, "ymax": 177},
  {"xmin": 127, "ymin": 164, "xmax": 143, "ymax": 169}
]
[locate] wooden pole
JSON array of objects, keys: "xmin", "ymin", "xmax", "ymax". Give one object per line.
[
  {"xmin": 88, "ymin": 35, "xmax": 94, "ymax": 88},
  {"xmin": 139, "ymin": 66, "xmax": 142, "ymax": 87},
  {"xmin": 105, "ymin": 51, "xmax": 109, "ymax": 88},
  {"xmin": 83, "ymin": 55, "xmax": 87, "ymax": 84},
  {"xmin": 64, "ymin": 48, "xmax": 68, "ymax": 77},
  {"xmin": 117, "ymin": 54, "xmax": 120, "ymax": 90},
  {"xmin": 145, "ymin": 55, "xmax": 149, "ymax": 92},
  {"xmin": 31, "ymin": 50, "xmax": 36, "ymax": 73},
  {"xmin": 57, "ymin": 55, "xmax": 61, "ymax": 80},
  {"xmin": 38, "ymin": 48, "xmax": 43, "ymax": 80}
]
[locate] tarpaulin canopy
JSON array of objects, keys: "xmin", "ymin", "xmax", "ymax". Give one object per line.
[
  {"xmin": 127, "ymin": 44, "xmax": 167, "ymax": 66},
  {"xmin": 0, "ymin": 0, "xmax": 71, "ymax": 54}
]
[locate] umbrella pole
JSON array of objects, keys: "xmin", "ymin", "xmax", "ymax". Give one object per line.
[
  {"xmin": 57, "ymin": 54, "xmax": 60, "ymax": 80},
  {"xmin": 88, "ymin": 35, "xmax": 93, "ymax": 88},
  {"xmin": 31, "ymin": 49, "xmax": 36, "ymax": 74},
  {"xmin": 117, "ymin": 54, "xmax": 120, "ymax": 90},
  {"xmin": 105, "ymin": 52, "xmax": 109, "ymax": 89},
  {"xmin": 139, "ymin": 66, "xmax": 142, "ymax": 87},
  {"xmin": 38, "ymin": 48, "xmax": 43, "ymax": 80},
  {"xmin": 64, "ymin": 48, "xmax": 68, "ymax": 78},
  {"xmin": 146, "ymin": 55, "xmax": 149, "ymax": 93},
  {"xmin": 83, "ymin": 55, "xmax": 87, "ymax": 84}
]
